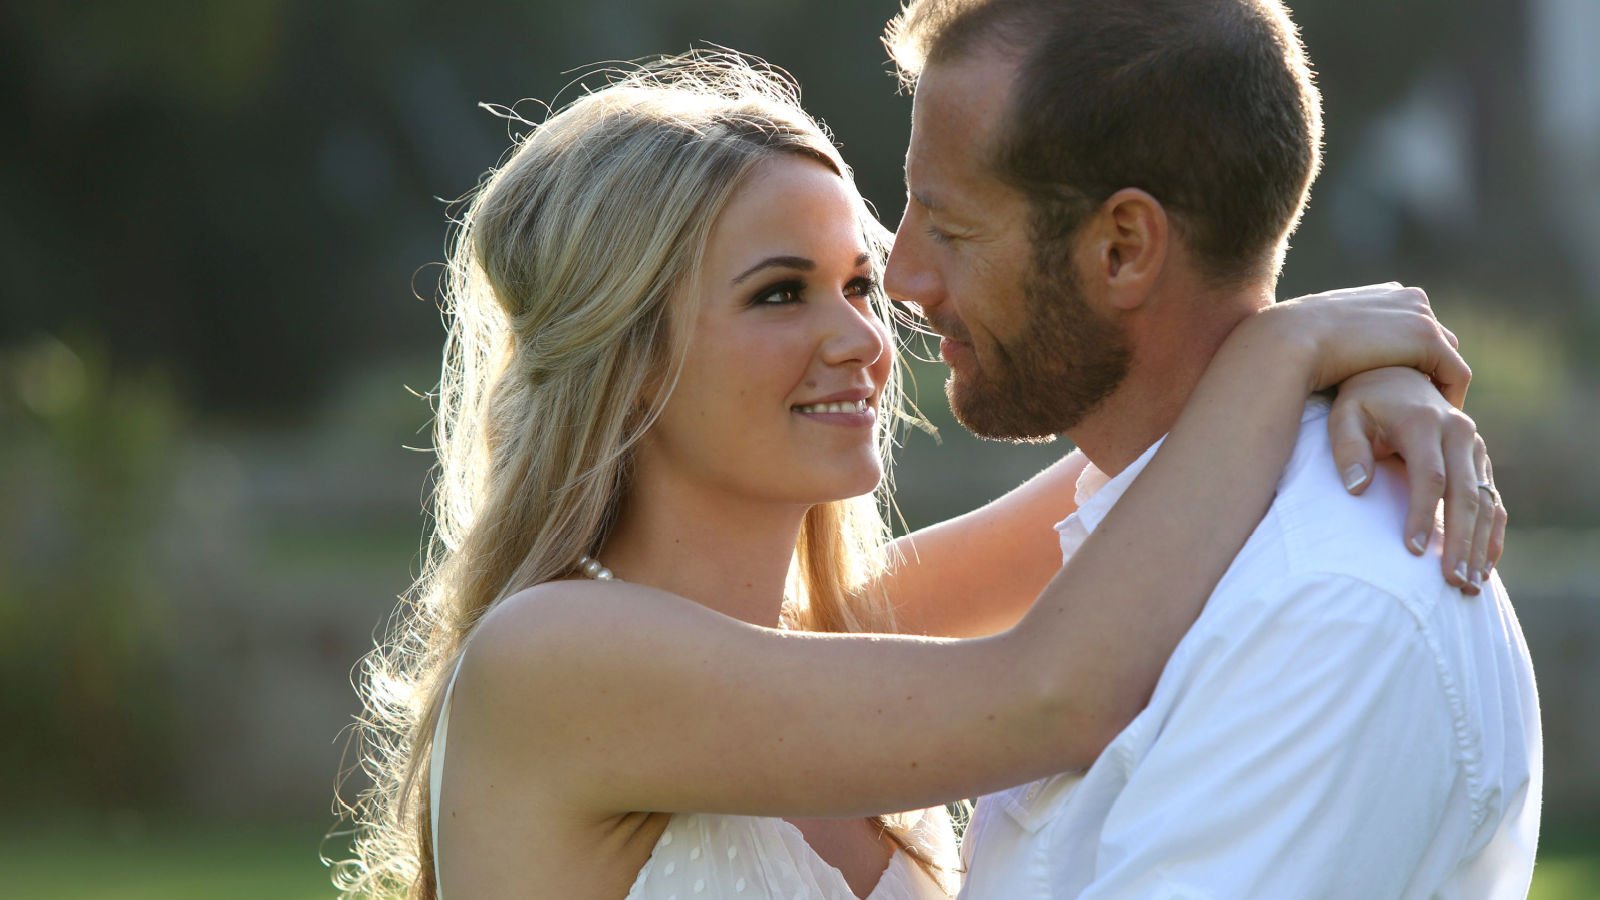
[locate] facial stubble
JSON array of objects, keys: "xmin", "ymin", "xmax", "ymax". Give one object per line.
[{"xmin": 946, "ymin": 263, "xmax": 1132, "ymax": 442}]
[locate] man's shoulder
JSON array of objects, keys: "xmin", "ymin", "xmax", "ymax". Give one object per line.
[{"xmin": 1250, "ymin": 403, "xmax": 1461, "ymax": 615}]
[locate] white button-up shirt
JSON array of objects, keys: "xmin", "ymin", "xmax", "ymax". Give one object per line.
[{"xmin": 960, "ymin": 400, "xmax": 1542, "ymax": 899}]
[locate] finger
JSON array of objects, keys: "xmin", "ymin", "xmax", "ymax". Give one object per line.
[
  {"xmin": 1439, "ymin": 323, "xmax": 1460, "ymax": 351},
  {"xmin": 1393, "ymin": 419, "xmax": 1447, "ymax": 562},
  {"xmin": 1484, "ymin": 454, "xmax": 1508, "ymax": 573},
  {"xmin": 1327, "ymin": 397, "xmax": 1376, "ymax": 494},
  {"xmin": 1435, "ymin": 411, "xmax": 1482, "ymax": 591},
  {"xmin": 1466, "ymin": 436, "xmax": 1495, "ymax": 593},
  {"xmin": 1430, "ymin": 341, "xmax": 1472, "ymax": 409}
]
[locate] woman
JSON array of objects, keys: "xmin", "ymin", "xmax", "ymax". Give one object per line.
[{"xmin": 335, "ymin": 54, "xmax": 1498, "ymax": 899}]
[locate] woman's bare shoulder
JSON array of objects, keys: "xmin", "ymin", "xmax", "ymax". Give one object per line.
[
  {"xmin": 479, "ymin": 577, "xmax": 699, "ymax": 635},
  {"xmin": 447, "ymin": 580, "xmax": 689, "ymax": 770},
  {"xmin": 463, "ymin": 578, "xmax": 714, "ymax": 690}
]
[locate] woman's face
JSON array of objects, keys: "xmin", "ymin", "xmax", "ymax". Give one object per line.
[{"xmin": 638, "ymin": 155, "xmax": 892, "ymax": 508}]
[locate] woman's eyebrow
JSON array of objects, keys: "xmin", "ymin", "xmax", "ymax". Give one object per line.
[
  {"xmin": 730, "ymin": 253, "xmax": 870, "ymax": 285},
  {"xmin": 732, "ymin": 256, "xmax": 814, "ymax": 285}
]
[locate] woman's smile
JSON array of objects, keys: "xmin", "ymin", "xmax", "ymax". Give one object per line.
[
  {"xmin": 793, "ymin": 399, "xmax": 877, "ymax": 427},
  {"xmin": 792, "ymin": 387, "xmax": 877, "ymax": 427}
]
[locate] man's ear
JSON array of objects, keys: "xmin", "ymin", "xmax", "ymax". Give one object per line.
[{"xmin": 1080, "ymin": 188, "xmax": 1169, "ymax": 312}]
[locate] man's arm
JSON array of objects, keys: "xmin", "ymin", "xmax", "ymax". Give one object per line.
[{"xmin": 1080, "ymin": 573, "xmax": 1461, "ymax": 899}]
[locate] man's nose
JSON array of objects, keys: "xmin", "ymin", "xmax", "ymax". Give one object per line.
[{"xmin": 885, "ymin": 208, "xmax": 939, "ymax": 319}]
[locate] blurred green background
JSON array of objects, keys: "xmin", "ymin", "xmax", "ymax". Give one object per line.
[{"xmin": 1, "ymin": 0, "xmax": 1595, "ymax": 896}]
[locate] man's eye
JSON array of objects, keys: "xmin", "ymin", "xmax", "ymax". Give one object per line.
[
  {"xmin": 925, "ymin": 224, "xmax": 954, "ymax": 245},
  {"xmin": 751, "ymin": 280, "xmax": 805, "ymax": 305}
]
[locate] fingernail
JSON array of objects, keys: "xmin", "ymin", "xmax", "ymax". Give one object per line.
[
  {"xmin": 1469, "ymin": 569, "xmax": 1483, "ymax": 589},
  {"xmin": 1453, "ymin": 561, "xmax": 1469, "ymax": 584},
  {"xmin": 1409, "ymin": 533, "xmax": 1429, "ymax": 555},
  {"xmin": 1342, "ymin": 464, "xmax": 1369, "ymax": 492}
]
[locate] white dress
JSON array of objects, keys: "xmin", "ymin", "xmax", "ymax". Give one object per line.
[
  {"xmin": 620, "ymin": 811, "xmax": 957, "ymax": 899},
  {"xmin": 430, "ymin": 656, "xmax": 959, "ymax": 899}
]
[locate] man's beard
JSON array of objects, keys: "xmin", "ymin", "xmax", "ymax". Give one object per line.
[{"xmin": 946, "ymin": 264, "xmax": 1132, "ymax": 442}]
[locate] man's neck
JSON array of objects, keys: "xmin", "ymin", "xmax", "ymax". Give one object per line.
[{"xmin": 1067, "ymin": 283, "xmax": 1274, "ymax": 477}]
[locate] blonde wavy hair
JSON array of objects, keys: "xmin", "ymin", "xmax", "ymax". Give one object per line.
[{"xmin": 332, "ymin": 52, "xmax": 929, "ymax": 898}]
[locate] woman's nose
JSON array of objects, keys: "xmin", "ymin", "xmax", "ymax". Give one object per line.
[{"xmin": 820, "ymin": 299, "xmax": 888, "ymax": 368}]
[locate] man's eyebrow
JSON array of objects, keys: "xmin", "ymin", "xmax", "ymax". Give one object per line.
[
  {"xmin": 732, "ymin": 256, "xmax": 815, "ymax": 285},
  {"xmin": 909, "ymin": 189, "xmax": 944, "ymax": 213}
]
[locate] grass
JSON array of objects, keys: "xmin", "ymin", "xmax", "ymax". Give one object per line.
[
  {"xmin": 2, "ymin": 819, "xmax": 1593, "ymax": 898},
  {"xmin": 1529, "ymin": 824, "xmax": 1600, "ymax": 900},
  {"xmin": 1, "ymin": 820, "xmax": 337, "ymax": 900}
]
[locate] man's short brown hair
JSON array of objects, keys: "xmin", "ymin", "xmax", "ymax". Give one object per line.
[{"xmin": 886, "ymin": 0, "xmax": 1323, "ymax": 285}]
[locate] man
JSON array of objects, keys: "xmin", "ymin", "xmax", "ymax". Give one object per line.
[{"xmin": 880, "ymin": 1, "xmax": 1542, "ymax": 896}]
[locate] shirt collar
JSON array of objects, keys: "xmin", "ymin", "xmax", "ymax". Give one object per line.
[
  {"xmin": 1058, "ymin": 395, "xmax": 1334, "ymax": 542},
  {"xmin": 1060, "ymin": 437, "xmax": 1166, "ymax": 540}
]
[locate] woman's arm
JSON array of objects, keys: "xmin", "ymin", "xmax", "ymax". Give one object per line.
[
  {"xmin": 452, "ymin": 288, "xmax": 1464, "ymax": 822},
  {"xmin": 878, "ymin": 448, "xmax": 1087, "ymax": 638}
]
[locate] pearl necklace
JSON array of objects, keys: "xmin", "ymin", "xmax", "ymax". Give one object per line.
[{"xmin": 577, "ymin": 554, "xmax": 615, "ymax": 581}]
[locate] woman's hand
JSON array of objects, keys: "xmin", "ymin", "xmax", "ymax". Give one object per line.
[
  {"xmin": 1247, "ymin": 281, "xmax": 1498, "ymax": 594},
  {"xmin": 1252, "ymin": 283, "xmax": 1471, "ymax": 404},
  {"xmin": 1329, "ymin": 367, "xmax": 1505, "ymax": 594}
]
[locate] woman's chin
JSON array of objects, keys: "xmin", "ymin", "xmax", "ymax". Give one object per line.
[
  {"xmin": 785, "ymin": 461, "xmax": 885, "ymax": 504},
  {"xmin": 832, "ymin": 462, "xmax": 887, "ymax": 500}
]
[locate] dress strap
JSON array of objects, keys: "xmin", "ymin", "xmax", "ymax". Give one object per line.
[{"xmin": 429, "ymin": 651, "xmax": 470, "ymax": 897}]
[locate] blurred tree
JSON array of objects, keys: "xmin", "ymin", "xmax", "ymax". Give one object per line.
[{"xmin": 0, "ymin": 336, "xmax": 183, "ymax": 807}]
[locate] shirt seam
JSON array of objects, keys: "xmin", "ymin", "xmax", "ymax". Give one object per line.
[{"xmin": 1248, "ymin": 570, "xmax": 1491, "ymax": 826}]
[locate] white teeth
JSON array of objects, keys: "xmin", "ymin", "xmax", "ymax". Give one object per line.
[{"xmin": 794, "ymin": 400, "xmax": 867, "ymax": 415}]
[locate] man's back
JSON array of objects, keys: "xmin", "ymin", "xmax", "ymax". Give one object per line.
[{"xmin": 960, "ymin": 401, "xmax": 1541, "ymax": 898}]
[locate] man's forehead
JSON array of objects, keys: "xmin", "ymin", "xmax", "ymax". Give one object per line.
[
  {"xmin": 904, "ymin": 143, "xmax": 992, "ymax": 221},
  {"xmin": 905, "ymin": 53, "xmax": 1017, "ymax": 191},
  {"xmin": 912, "ymin": 51, "xmax": 1017, "ymax": 129}
]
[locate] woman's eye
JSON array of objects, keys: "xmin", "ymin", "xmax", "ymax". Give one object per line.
[
  {"xmin": 751, "ymin": 280, "xmax": 805, "ymax": 306},
  {"xmin": 844, "ymin": 276, "xmax": 879, "ymax": 299}
]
